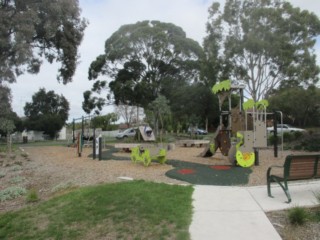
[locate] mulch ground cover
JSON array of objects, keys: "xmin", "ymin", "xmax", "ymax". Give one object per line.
[{"xmin": 91, "ymin": 146, "xmax": 252, "ymax": 186}]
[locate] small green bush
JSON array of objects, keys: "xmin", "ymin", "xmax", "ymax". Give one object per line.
[
  {"xmin": 311, "ymin": 209, "xmax": 320, "ymax": 222},
  {"xmin": 288, "ymin": 207, "xmax": 309, "ymax": 225},
  {"xmin": 283, "ymin": 132, "xmax": 294, "ymax": 142},
  {"xmin": 26, "ymin": 189, "xmax": 39, "ymax": 203},
  {"xmin": 303, "ymin": 137, "xmax": 320, "ymax": 151},
  {"xmin": 293, "ymin": 145, "xmax": 303, "ymax": 150},
  {"xmin": 0, "ymin": 186, "xmax": 27, "ymax": 202},
  {"xmin": 293, "ymin": 131, "xmax": 303, "ymax": 139},
  {"xmin": 268, "ymin": 135, "xmax": 279, "ymax": 145}
]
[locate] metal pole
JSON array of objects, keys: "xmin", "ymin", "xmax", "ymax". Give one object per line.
[
  {"xmin": 99, "ymin": 137, "xmax": 102, "ymax": 161},
  {"xmin": 81, "ymin": 116, "xmax": 84, "ymax": 138},
  {"xmin": 254, "ymin": 148, "xmax": 259, "ymax": 166},
  {"xmin": 81, "ymin": 116, "xmax": 84, "ymax": 149},
  {"xmin": 72, "ymin": 119, "xmax": 75, "ymax": 143},
  {"xmin": 93, "ymin": 127, "xmax": 96, "ymax": 160},
  {"xmin": 273, "ymin": 112, "xmax": 278, "ymax": 158}
]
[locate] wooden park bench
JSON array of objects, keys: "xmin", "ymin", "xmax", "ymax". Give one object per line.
[
  {"xmin": 179, "ymin": 140, "xmax": 210, "ymax": 148},
  {"xmin": 267, "ymin": 154, "xmax": 320, "ymax": 203},
  {"xmin": 114, "ymin": 143, "xmax": 141, "ymax": 152}
]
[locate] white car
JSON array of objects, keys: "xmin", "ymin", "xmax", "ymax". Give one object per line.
[
  {"xmin": 116, "ymin": 128, "xmax": 137, "ymax": 139},
  {"xmin": 267, "ymin": 124, "xmax": 305, "ymax": 134},
  {"xmin": 188, "ymin": 127, "xmax": 208, "ymax": 135}
]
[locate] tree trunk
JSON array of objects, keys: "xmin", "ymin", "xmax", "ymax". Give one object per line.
[{"xmin": 6, "ymin": 132, "xmax": 12, "ymax": 156}]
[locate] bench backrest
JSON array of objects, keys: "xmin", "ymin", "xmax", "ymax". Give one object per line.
[
  {"xmin": 284, "ymin": 154, "xmax": 320, "ymax": 180},
  {"xmin": 317, "ymin": 157, "xmax": 320, "ymax": 178}
]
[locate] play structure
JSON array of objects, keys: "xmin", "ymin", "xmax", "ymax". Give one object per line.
[
  {"xmin": 115, "ymin": 124, "xmax": 167, "ymax": 166},
  {"xmin": 72, "ymin": 115, "xmax": 102, "ymax": 158},
  {"xmin": 130, "ymin": 146, "xmax": 167, "ymax": 166},
  {"xmin": 114, "ymin": 125, "xmax": 156, "ymax": 151},
  {"xmin": 130, "ymin": 125, "xmax": 167, "ymax": 166},
  {"xmin": 138, "ymin": 126, "xmax": 156, "ymax": 141},
  {"xmin": 201, "ymin": 80, "xmax": 269, "ymax": 167}
]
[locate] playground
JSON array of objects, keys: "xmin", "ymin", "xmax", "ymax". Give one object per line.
[
  {"xmin": 0, "ymin": 143, "xmax": 309, "ymax": 212},
  {"xmin": 2, "ymin": 79, "xmax": 318, "ymax": 214}
]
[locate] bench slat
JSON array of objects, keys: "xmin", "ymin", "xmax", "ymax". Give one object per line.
[{"xmin": 289, "ymin": 158, "xmax": 318, "ymax": 179}]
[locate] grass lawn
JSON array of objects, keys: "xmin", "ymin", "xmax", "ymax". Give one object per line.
[{"xmin": 0, "ymin": 181, "xmax": 194, "ymax": 240}]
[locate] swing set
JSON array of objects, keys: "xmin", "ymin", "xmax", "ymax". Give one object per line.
[{"xmin": 72, "ymin": 115, "xmax": 102, "ymax": 159}]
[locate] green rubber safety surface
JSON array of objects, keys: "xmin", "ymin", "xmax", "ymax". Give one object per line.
[
  {"xmin": 89, "ymin": 146, "xmax": 252, "ymax": 186},
  {"xmin": 88, "ymin": 145, "xmax": 131, "ymax": 161},
  {"xmin": 165, "ymin": 160, "xmax": 252, "ymax": 186}
]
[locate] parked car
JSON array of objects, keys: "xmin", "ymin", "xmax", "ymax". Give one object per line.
[
  {"xmin": 267, "ymin": 124, "xmax": 305, "ymax": 134},
  {"xmin": 188, "ymin": 127, "xmax": 208, "ymax": 135},
  {"xmin": 116, "ymin": 128, "xmax": 137, "ymax": 139}
]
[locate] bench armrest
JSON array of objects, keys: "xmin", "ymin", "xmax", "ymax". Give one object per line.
[{"xmin": 267, "ymin": 165, "xmax": 283, "ymax": 177}]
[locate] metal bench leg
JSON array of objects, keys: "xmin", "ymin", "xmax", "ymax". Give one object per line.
[
  {"xmin": 267, "ymin": 179, "xmax": 274, "ymax": 198},
  {"xmin": 276, "ymin": 179, "xmax": 292, "ymax": 203},
  {"xmin": 266, "ymin": 172, "xmax": 274, "ymax": 198}
]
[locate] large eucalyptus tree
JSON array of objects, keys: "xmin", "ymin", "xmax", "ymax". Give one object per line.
[
  {"xmin": 83, "ymin": 20, "xmax": 204, "ymax": 114},
  {"xmin": 0, "ymin": 0, "xmax": 87, "ymax": 84},
  {"xmin": 204, "ymin": 0, "xmax": 320, "ymax": 101}
]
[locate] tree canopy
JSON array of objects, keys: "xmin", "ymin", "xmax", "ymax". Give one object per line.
[
  {"xmin": 169, "ymin": 82, "xmax": 219, "ymax": 129},
  {"xmin": 268, "ymin": 85, "xmax": 320, "ymax": 127},
  {"xmin": 204, "ymin": 0, "xmax": 320, "ymax": 101},
  {"xmin": 24, "ymin": 88, "xmax": 69, "ymax": 138},
  {"xmin": 0, "ymin": 84, "xmax": 15, "ymax": 136},
  {"xmin": 91, "ymin": 113, "xmax": 119, "ymax": 131},
  {"xmin": 83, "ymin": 20, "xmax": 204, "ymax": 114},
  {"xmin": 0, "ymin": 0, "xmax": 87, "ymax": 84}
]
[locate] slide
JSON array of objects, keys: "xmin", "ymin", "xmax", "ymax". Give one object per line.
[{"xmin": 138, "ymin": 126, "xmax": 156, "ymax": 141}]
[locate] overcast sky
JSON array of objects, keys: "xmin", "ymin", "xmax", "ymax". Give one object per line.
[{"xmin": 10, "ymin": 0, "xmax": 320, "ymax": 122}]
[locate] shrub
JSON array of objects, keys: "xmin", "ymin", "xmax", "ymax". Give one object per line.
[
  {"xmin": 293, "ymin": 131, "xmax": 303, "ymax": 139},
  {"xmin": 0, "ymin": 186, "xmax": 27, "ymax": 202},
  {"xmin": 283, "ymin": 132, "xmax": 294, "ymax": 142},
  {"xmin": 9, "ymin": 176, "xmax": 25, "ymax": 184},
  {"xmin": 293, "ymin": 145, "xmax": 303, "ymax": 150},
  {"xmin": 10, "ymin": 165, "xmax": 22, "ymax": 172},
  {"xmin": 297, "ymin": 133, "xmax": 320, "ymax": 151},
  {"xmin": 268, "ymin": 135, "xmax": 279, "ymax": 145},
  {"xmin": 26, "ymin": 189, "xmax": 39, "ymax": 203},
  {"xmin": 288, "ymin": 207, "xmax": 309, "ymax": 225}
]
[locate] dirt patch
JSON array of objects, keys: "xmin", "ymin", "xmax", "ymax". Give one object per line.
[{"xmin": 266, "ymin": 207, "xmax": 320, "ymax": 240}]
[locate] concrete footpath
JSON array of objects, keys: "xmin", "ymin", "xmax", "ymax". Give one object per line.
[{"xmin": 189, "ymin": 180, "xmax": 320, "ymax": 240}]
